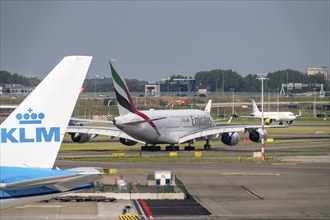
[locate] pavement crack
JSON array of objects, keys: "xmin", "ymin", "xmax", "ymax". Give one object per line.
[{"xmin": 240, "ymin": 186, "xmax": 264, "ymax": 200}]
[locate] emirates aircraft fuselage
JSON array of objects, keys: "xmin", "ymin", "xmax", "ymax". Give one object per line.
[{"xmin": 114, "ymin": 109, "xmax": 215, "ymax": 144}]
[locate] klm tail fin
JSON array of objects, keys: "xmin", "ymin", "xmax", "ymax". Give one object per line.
[
  {"xmin": 251, "ymin": 99, "xmax": 260, "ymax": 113},
  {"xmin": 204, "ymin": 100, "xmax": 212, "ymax": 114},
  {"xmin": 109, "ymin": 60, "xmax": 137, "ymax": 116},
  {"xmin": 0, "ymin": 56, "xmax": 92, "ymax": 169}
]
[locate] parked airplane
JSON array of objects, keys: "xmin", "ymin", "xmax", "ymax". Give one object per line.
[
  {"xmin": 0, "ymin": 56, "xmax": 101, "ymax": 210},
  {"xmin": 248, "ymin": 99, "xmax": 301, "ymax": 125},
  {"xmin": 67, "ymin": 61, "xmax": 285, "ymax": 151}
]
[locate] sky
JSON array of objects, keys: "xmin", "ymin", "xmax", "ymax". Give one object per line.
[{"xmin": 0, "ymin": 1, "xmax": 329, "ymax": 82}]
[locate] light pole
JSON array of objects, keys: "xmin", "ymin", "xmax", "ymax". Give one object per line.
[
  {"xmin": 286, "ymin": 70, "xmax": 289, "ymax": 94},
  {"xmin": 313, "ymin": 88, "xmax": 317, "ymax": 118},
  {"xmin": 230, "ymin": 88, "xmax": 235, "ymax": 115},
  {"xmin": 276, "ymin": 88, "xmax": 279, "ymax": 112},
  {"xmin": 222, "ymin": 74, "xmax": 225, "ymax": 96},
  {"xmin": 94, "ymin": 79, "xmax": 97, "ymax": 97},
  {"xmin": 257, "ymin": 74, "xmax": 268, "ymax": 159}
]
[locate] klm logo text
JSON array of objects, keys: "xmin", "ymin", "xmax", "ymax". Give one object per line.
[
  {"xmin": 1, "ymin": 108, "xmax": 60, "ymax": 143},
  {"xmin": 0, "ymin": 127, "xmax": 60, "ymax": 143}
]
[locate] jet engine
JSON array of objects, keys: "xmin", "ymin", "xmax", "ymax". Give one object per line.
[
  {"xmin": 70, "ymin": 133, "xmax": 94, "ymax": 143},
  {"xmin": 221, "ymin": 132, "xmax": 240, "ymax": 146},
  {"xmin": 249, "ymin": 128, "xmax": 268, "ymax": 143},
  {"xmin": 119, "ymin": 138, "xmax": 137, "ymax": 146},
  {"xmin": 264, "ymin": 118, "xmax": 273, "ymax": 125}
]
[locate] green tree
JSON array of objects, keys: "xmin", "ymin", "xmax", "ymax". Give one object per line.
[
  {"xmin": 195, "ymin": 69, "xmax": 244, "ymax": 92},
  {"xmin": 125, "ymin": 79, "xmax": 148, "ymax": 92},
  {"xmin": 0, "ymin": 70, "xmax": 40, "ymax": 85},
  {"xmin": 266, "ymin": 69, "xmax": 308, "ymax": 92},
  {"xmin": 243, "ymin": 74, "xmax": 260, "ymax": 92}
]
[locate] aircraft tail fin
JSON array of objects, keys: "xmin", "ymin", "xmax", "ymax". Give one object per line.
[
  {"xmin": 0, "ymin": 56, "xmax": 92, "ymax": 169},
  {"xmin": 204, "ymin": 100, "xmax": 212, "ymax": 114},
  {"xmin": 109, "ymin": 60, "xmax": 137, "ymax": 116},
  {"xmin": 251, "ymin": 99, "xmax": 260, "ymax": 113}
]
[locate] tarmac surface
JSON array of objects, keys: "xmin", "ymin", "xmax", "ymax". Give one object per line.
[
  {"xmin": 1, "ymin": 142, "xmax": 329, "ymax": 219},
  {"xmin": 2, "ymin": 156, "xmax": 329, "ymax": 219}
]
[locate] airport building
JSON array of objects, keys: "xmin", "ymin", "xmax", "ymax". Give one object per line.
[
  {"xmin": 159, "ymin": 78, "xmax": 196, "ymax": 95},
  {"xmin": 0, "ymin": 84, "xmax": 35, "ymax": 95},
  {"xmin": 145, "ymin": 84, "xmax": 160, "ymax": 96},
  {"xmin": 307, "ymin": 66, "xmax": 328, "ymax": 80}
]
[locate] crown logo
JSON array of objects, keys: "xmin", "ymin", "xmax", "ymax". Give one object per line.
[{"xmin": 16, "ymin": 108, "xmax": 45, "ymax": 125}]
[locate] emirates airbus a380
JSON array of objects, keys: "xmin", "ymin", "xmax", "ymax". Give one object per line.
[{"xmin": 67, "ymin": 61, "xmax": 285, "ymax": 151}]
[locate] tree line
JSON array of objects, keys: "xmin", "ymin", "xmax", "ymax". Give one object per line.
[
  {"xmin": 195, "ymin": 69, "xmax": 329, "ymax": 92},
  {"xmin": 1, "ymin": 68, "xmax": 328, "ymax": 93},
  {"xmin": 0, "ymin": 70, "xmax": 40, "ymax": 86}
]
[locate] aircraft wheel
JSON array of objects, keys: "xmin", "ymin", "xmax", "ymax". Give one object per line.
[
  {"xmin": 149, "ymin": 146, "xmax": 158, "ymax": 151},
  {"xmin": 204, "ymin": 144, "xmax": 211, "ymax": 150},
  {"xmin": 184, "ymin": 146, "xmax": 195, "ymax": 151},
  {"xmin": 174, "ymin": 146, "xmax": 179, "ymax": 151}
]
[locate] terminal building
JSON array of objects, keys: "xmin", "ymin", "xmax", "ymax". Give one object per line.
[
  {"xmin": 145, "ymin": 78, "xmax": 196, "ymax": 96},
  {"xmin": 307, "ymin": 66, "xmax": 328, "ymax": 80},
  {"xmin": 0, "ymin": 84, "xmax": 35, "ymax": 96},
  {"xmin": 159, "ymin": 78, "xmax": 195, "ymax": 95}
]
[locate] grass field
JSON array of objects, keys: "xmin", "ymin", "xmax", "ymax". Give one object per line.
[{"xmin": 63, "ymin": 146, "xmax": 329, "ymax": 163}]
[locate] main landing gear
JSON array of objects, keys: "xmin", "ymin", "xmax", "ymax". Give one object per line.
[
  {"xmin": 184, "ymin": 141, "xmax": 195, "ymax": 151},
  {"xmin": 204, "ymin": 139, "xmax": 211, "ymax": 150},
  {"xmin": 141, "ymin": 144, "xmax": 161, "ymax": 151},
  {"xmin": 140, "ymin": 140, "xmax": 211, "ymax": 151},
  {"xmin": 165, "ymin": 144, "xmax": 179, "ymax": 151}
]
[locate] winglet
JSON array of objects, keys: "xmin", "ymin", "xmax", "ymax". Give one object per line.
[
  {"xmin": 109, "ymin": 60, "xmax": 137, "ymax": 116},
  {"xmin": 296, "ymin": 110, "xmax": 302, "ymax": 117},
  {"xmin": 227, "ymin": 116, "xmax": 233, "ymax": 124},
  {"xmin": 228, "ymin": 111, "xmax": 239, "ymax": 124},
  {"xmin": 204, "ymin": 100, "xmax": 212, "ymax": 114},
  {"xmin": 0, "ymin": 56, "xmax": 92, "ymax": 169}
]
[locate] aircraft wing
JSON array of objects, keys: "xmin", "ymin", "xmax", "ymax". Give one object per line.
[
  {"xmin": 66, "ymin": 126, "xmax": 144, "ymax": 143},
  {"xmin": 0, "ymin": 168, "xmax": 101, "ymax": 192},
  {"xmin": 178, "ymin": 124, "xmax": 286, "ymax": 144},
  {"xmin": 70, "ymin": 117, "xmax": 114, "ymax": 124}
]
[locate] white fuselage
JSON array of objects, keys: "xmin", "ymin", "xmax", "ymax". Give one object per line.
[
  {"xmin": 114, "ymin": 109, "xmax": 215, "ymax": 144},
  {"xmin": 251, "ymin": 111, "xmax": 296, "ymax": 122}
]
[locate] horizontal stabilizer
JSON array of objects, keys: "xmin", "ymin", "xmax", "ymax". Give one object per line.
[{"xmin": 0, "ymin": 168, "xmax": 101, "ymax": 192}]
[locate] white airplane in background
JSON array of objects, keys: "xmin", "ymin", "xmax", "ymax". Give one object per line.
[
  {"xmin": 248, "ymin": 99, "xmax": 301, "ymax": 125},
  {"xmin": 0, "ymin": 56, "xmax": 101, "ymax": 210},
  {"xmin": 67, "ymin": 60, "xmax": 286, "ymax": 151}
]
